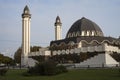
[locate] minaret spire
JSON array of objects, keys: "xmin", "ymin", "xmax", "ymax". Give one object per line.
[
  {"xmin": 55, "ymin": 16, "xmax": 62, "ymax": 26},
  {"xmin": 54, "ymin": 16, "xmax": 62, "ymax": 40},
  {"xmin": 22, "ymin": 5, "xmax": 31, "ymax": 18},
  {"xmin": 21, "ymin": 5, "xmax": 31, "ymax": 67}
]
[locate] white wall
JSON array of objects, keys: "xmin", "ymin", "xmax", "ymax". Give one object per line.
[
  {"xmin": 52, "ymin": 45, "xmax": 105, "ymax": 55},
  {"xmin": 104, "ymin": 43, "xmax": 120, "ymax": 53},
  {"xmin": 75, "ymin": 53, "xmax": 119, "ymax": 67},
  {"xmin": 52, "ymin": 43, "xmax": 120, "ymax": 55}
]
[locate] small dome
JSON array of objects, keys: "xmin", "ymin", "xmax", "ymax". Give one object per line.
[
  {"xmin": 23, "ymin": 5, "xmax": 30, "ymax": 14},
  {"xmin": 22, "ymin": 5, "xmax": 31, "ymax": 18},
  {"xmin": 66, "ymin": 17, "xmax": 104, "ymax": 38},
  {"xmin": 55, "ymin": 16, "xmax": 62, "ymax": 26},
  {"xmin": 56, "ymin": 16, "xmax": 61, "ymax": 22}
]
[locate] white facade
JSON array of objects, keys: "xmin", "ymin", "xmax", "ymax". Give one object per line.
[
  {"xmin": 51, "ymin": 43, "xmax": 120, "ymax": 67},
  {"xmin": 27, "ymin": 48, "xmax": 51, "ymax": 67},
  {"xmin": 55, "ymin": 16, "xmax": 62, "ymax": 40},
  {"xmin": 29, "ymin": 48, "xmax": 51, "ymax": 56},
  {"xmin": 28, "ymin": 58, "xmax": 37, "ymax": 67},
  {"xmin": 104, "ymin": 43, "xmax": 120, "ymax": 53},
  {"xmin": 52, "ymin": 43, "xmax": 120, "ymax": 56},
  {"xmin": 21, "ymin": 6, "xmax": 31, "ymax": 67},
  {"xmin": 75, "ymin": 53, "xmax": 119, "ymax": 67},
  {"xmin": 52, "ymin": 45, "xmax": 105, "ymax": 55},
  {"xmin": 55, "ymin": 25, "xmax": 62, "ymax": 40},
  {"xmin": 28, "ymin": 43, "xmax": 120, "ymax": 67}
]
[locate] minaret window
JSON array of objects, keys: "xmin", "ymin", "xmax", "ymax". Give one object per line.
[
  {"xmin": 25, "ymin": 10, "xmax": 28, "ymax": 14},
  {"xmin": 57, "ymin": 19, "xmax": 60, "ymax": 22},
  {"xmin": 92, "ymin": 31, "xmax": 95, "ymax": 36},
  {"xmin": 81, "ymin": 31, "xmax": 85, "ymax": 36}
]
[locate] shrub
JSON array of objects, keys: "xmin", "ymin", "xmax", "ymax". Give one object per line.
[
  {"xmin": 57, "ymin": 65, "xmax": 68, "ymax": 74},
  {"xmin": 0, "ymin": 68, "xmax": 8, "ymax": 76},
  {"xmin": 22, "ymin": 72, "xmax": 32, "ymax": 76},
  {"xmin": 26, "ymin": 60, "xmax": 68, "ymax": 76},
  {"xmin": 40, "ymin": 61, "xmax": 57, "ymax": 75}
]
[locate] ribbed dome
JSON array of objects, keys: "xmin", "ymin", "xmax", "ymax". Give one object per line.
[{"xmin": 66, "ymin": 17, "xmax": 104, "ymax": 38}]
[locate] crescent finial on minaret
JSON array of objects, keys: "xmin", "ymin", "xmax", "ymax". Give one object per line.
[
  {"xmin": 55, "ymin": 16, "xmax": 62, "ymax": 26},
  {"xmin": 22, "ymin": 5, "xmax": 31, "ymax": 18}
]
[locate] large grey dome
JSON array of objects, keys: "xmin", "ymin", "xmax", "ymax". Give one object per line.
[{"xmin": 66, "ymin": 17, "xmax": 104, "ymax": 38}]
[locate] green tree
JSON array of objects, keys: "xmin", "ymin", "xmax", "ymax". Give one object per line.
[
  {"xmin": 2, "ymin": 56, "xmax": 13, "ymax": 67},
  {"xmin": 0, "ymin": 53, "xmax": 13, "ymax": 67},
  {"xmin": 14, "ymin": 47, "xmax": 22, "ymax": 63},
  {"xmin": 0, "ymin": 53, "xmax": 4, "ymax": 63}
]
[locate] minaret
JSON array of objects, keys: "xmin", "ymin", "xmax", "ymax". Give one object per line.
[
  {"xmin": 54, "ymin": 16, "xmax": 62, "ymax": 40},
  {"xmin": 21, "ymin": 5, "xmax": 31, "ymax": 67}
]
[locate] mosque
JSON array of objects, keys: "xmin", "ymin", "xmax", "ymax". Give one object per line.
[{"xmin": 21, "ymin": 6, "xmax": 120, "ymax": 67}]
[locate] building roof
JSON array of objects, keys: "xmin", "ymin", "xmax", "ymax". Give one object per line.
[
  {"xmin": 66, "ymin": 17, "xmax": 104, "ymax": 38},
  {"xmin": 22, "ymin": 5, "xmax": 31, "ymax": 18},
  {"xmin": 50, "ymin": 17, "xmax": 120, "ymax": 48},
  {"xmin": 55, "ymin": 16, "xmax": 62, "ymax": 26},
  {"xmin": 50, "ymin": 36, "xmax": 120, "ymax": 46},
  {"xmin": 23, "ymin": 5, "xmax": 30, "ymax": 15}
]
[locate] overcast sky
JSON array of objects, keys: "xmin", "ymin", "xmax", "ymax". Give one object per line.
[{"xmin": 0, "ymin": 0, "xmax": 120, "ymax": 57}]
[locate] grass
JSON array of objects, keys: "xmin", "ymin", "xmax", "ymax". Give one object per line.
[{"xmin": 0, "ymin": 68, "xmax": 120, "ymax": 80}]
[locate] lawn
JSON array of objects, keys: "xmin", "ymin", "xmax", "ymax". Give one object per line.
[{"xmin": 0, "ymin": 68, "xmax": 120, "ymax": 80}]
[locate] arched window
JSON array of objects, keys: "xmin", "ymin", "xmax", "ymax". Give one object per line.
[
  {"xmin": 92, "ymin": 31, "xmax": 95, "ymax": 36},
  {"xmin": 78, "ymin": 42, "xmax": 82, "ymax": 48},
  {"xmin": 67, "ymin": 33, "xmax": 71, "ymax": 38},
  {"xmin": 81, "ymin": 31, "xmax": 85, "ymax": 36},
  {"xmin": 72, "ymin": 32, "xmax": 76, "ymax": 37}
]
